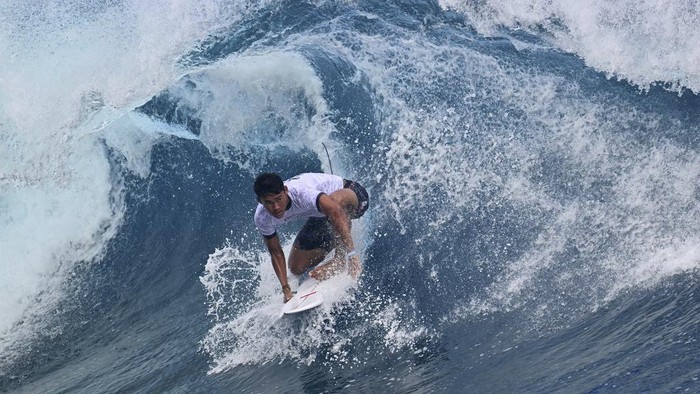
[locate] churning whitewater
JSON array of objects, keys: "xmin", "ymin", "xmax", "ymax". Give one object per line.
[{"xmin": 1, "ymin": 0, "xmax": 699, "ymax": 392}]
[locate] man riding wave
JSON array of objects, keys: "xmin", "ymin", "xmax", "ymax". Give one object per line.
[{"xmin": 253, "ymin": 172, "xmax": 369, "ymax": 302}]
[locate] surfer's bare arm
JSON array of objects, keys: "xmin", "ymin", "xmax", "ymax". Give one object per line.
[
  {"xmin": 263, "ymin": 234, "xmax": 294, "ymax": 302},
  {"xmin": 317, "ymin": 192, "xmax": 362, "ymax": 278}
]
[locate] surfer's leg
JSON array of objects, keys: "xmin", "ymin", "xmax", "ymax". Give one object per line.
[
  {"xmin": 308, "ymin": 255, "xmax": 346, "ymax": 280},
  {"xmin": 304, "ymin": 220, "xmax": 347, "ymax": 281},
  {"xmin": 306, "ymin": 182, "xmax": 369, "ymax": 280},
  {"xmin": 289, "ymin": 217, "xmax": 335, "ymax": 275},
  {"xmin": 288, "ymin": 246, "xmax": 326, "ymax": 275},
  {"xmin": 295, "ymin": 182, "xmax": 369, "ymax": 280}
]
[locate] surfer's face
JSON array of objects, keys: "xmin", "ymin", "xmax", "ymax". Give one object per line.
[{"xmin": 259, "ymin": 188, "xmax": 289, "ymax": 219}]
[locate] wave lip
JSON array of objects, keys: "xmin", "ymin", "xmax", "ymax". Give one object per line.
[{"xmin": 441, "ymin": 0, "xmax": 700, "ymax": 94}]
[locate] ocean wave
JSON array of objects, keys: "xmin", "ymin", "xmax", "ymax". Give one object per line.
[{"xmin": 441, "ymin": 0, "xmax": 700, "ymax": 94}]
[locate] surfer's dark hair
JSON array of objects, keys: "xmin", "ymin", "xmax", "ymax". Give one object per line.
[{"xmin": 254, "ymin": 172, "xmax": 284, "ymax": 197}]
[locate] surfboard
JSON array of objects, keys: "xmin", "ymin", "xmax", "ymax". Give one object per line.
[{"xmin": 281, "ymin": 278, "xmax": 324, "ymax": 315}]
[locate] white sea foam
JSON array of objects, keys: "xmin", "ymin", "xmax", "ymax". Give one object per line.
[
  {"xmin": 162, "ymin": 51, "xmax": 337, "ymax": 174},
  {"xmin": 200, "ymin": 240, "xmax": 356, "ymax": 371},
  {"xmin": 199, "ymin": 219, "xmax": 429, "ymax": 372},
  {"xmin": 0, "ymin": 0, "xmax": 249, "ymax": 364},
  {"xmin": 290, "ymin": 20, "xmax": 700, "ymax": 331},
  {"xmin": 449, "ymin": 73, "xmax": 700, "ymax": 329},
  {"xmin": 440, "ymin": 0, "xmax": 700, "ymax": 93}
]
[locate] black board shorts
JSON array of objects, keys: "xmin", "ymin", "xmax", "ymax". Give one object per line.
[{"xmin": 295, "ymin": 179, "xmax": 369, "ymax": 251}]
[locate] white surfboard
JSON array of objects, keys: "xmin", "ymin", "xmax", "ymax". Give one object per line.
[{"xmin": 281, "ymin": 278, "xmax": 324, "ymax": 315}]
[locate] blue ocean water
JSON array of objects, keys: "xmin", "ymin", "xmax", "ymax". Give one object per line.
[{"xmin": 1, "ymin": 0, "xmax": 700, "ymax": 392}]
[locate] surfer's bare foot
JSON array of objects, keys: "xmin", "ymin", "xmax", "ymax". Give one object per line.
[{"xmin": 309, "ymin": 257, "xmax": 345, "ymax": 281}]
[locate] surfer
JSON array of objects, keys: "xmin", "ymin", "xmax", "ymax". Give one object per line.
[{"xmin": 253, "ymin": 172, "xmax": 369, "ymax": 302}]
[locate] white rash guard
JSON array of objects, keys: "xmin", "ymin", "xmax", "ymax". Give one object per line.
[{"xmin": 254, "ymin": 173, "xmax": 344, "ymax": 238}]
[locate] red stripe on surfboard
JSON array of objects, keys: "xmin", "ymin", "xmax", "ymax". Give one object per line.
[{"xmin": 301, "ymin": 291, "xmax": 317, "ymax": 299}]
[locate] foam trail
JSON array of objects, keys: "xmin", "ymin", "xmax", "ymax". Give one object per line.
[{"xmin": 200, "ymin": 241, "xmax": 426, "ymax": 373}]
